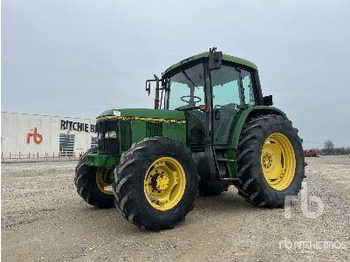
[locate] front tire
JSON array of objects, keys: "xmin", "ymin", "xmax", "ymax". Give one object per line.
[
  {"xmin": 113, "ymin": 137, "xmax": 199, "ymax": 230},
  {"xmin": 75, "ymin": 147, "xmax": 115, "ymax": 208},
  {"xmin": 235, "ymin": 114, "xmax": 305, "ymax": 207}
]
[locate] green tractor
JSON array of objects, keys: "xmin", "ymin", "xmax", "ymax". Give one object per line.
[{"xmin": 75, "ymin": 48, "xmax": 305, "ymax": 230}]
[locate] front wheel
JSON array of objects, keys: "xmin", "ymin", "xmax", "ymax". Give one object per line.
[
  {"xmin": 75, "ymin": 147, "xmax": 115, "ymax": 208},
  {"xmin": 235, "ymin": 114, "xmax": 305, "ymax": 207},
  {"xmin": 113, "ymin": 137, "xmax": 199, "ymax": 230}
]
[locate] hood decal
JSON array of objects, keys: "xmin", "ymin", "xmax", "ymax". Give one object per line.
[{"xmin": 97, "ymin": 115, "xmax": 186, "ymax": 124}]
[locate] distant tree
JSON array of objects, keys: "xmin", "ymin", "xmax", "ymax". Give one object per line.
[{"xmin": 323, "ymin": 140, "xmax": 334, "ymax": 155}]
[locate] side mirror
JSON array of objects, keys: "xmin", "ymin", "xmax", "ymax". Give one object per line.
[
  {"xmin": 209, "ymin": 47, "xmax": 222, "ymax": 70},
  {"xmin": 145, "ymin": 75, "xmax": 161, "ymax": 109},
  {"xmin": 263, "ymin": 95, "xmax": 273, "ymax": 106},
  {"xmin": 145, "ymin": 80, "xmax": 151, "ymax": 96}
]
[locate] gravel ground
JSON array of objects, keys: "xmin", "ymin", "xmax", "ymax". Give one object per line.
[{"xmin": 1, "ymin": 156, "xmax": 349, "ymax": 261}]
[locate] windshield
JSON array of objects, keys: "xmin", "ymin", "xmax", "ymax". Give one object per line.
[{"xmin": 167, "ymin": 63, "xmax": 205, "ymax": 110}]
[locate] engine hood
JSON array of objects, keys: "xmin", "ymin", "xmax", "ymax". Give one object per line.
[{"xmin": 97, "ymin": 108, "xmax": 185, "ymax": 122}]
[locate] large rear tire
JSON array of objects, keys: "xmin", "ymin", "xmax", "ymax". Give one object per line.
[
  {"xmin": 75, "ymin": 147, "xmax": 115, "ymax": 208},
  {"xmin": 235, "ymin": 114, "xmax": 305, "ymax": 207},
  {"xmin": 113, "ymin": 137, "xmax": 199, "ymax": 230}
]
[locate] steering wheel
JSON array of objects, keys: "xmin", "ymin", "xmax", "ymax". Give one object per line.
[{"xmin": 180, "ymin": 95, "xmax": 202, "ymax": 104}]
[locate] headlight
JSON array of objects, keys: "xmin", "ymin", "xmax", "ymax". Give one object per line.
[
  {"xmin": 106, "ymin": 130, "xmax": 117, "ymax": 138},
  {"xmin": 98, "ymin": 132, "xmax": 104, "ymax": 139}
]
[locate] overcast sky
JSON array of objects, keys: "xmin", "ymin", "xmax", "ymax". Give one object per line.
[{"xmin": 2, "ymin": 0, "xmax": 350, "ymax": 148}]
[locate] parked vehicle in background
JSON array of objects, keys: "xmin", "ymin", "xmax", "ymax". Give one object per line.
[{"xmin": 304, "ymin": 149, "xmax": 318, "ymax": 157}]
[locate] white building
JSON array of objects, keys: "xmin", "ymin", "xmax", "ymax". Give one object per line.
[{"xmin": 1, "ymin": 112, "xmax": 97, "ymax": 160}]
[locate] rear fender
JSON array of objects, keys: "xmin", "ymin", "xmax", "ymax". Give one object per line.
[{"xmin": 225, "ymin": 106, "xmax": 287, "ymax": 178}]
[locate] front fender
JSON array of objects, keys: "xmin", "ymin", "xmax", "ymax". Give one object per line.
[{"xmin": 84, "ymin": 153, "xmax": 120, "ymax": 169}]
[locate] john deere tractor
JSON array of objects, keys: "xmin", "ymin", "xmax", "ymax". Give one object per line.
[{"xmin": 75, "ymin": 48, "xmax": 305, "ymax": 230}]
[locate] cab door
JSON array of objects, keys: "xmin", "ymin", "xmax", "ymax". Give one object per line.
[
  {"xmin": 211, "ymin": 65, "xmax": 242, "ymax": 146},
  {"xmin": 210, "ymin": 64, "xmax": 256, "ymax": 146}
]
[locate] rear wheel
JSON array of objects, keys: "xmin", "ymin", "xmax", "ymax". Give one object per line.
[
  {"xmin": 75, "ymin": 147, "xmax": 115, "ymax": 208},
  {"xmin": 235, "ymin": 114, "xmax": 305, "ymax": 207},
  {"xmin": 113, "ymin": 137, "xmax": 199, "ymax": 230}
]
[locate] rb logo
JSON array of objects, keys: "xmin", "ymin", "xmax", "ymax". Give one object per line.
[{"xmin": 27, "ymin": 127, "xmax": 43, "ymax": 144}]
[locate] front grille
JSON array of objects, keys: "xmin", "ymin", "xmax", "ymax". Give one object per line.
[
  {"xmin": 97, "ymin": 138, "xmax": 118, "ymax": 154},
  {"xmin": 96, "ymin": 120, "xmax": 118, "ymax": 154}
]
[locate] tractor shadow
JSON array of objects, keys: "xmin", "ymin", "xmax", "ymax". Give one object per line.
[
  {"xmin": 194, "ymin": 187, "xmax": 256, "ymax": 213},
  {"xmin": 77, "ymin": 187, "xmax": 259, "ymax": 234}
]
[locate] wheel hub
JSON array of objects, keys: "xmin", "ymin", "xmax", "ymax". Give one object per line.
[
  {"xmin": 144, "ymin": 157, "xmax": 186, "ymax": 211},
  {"xmin": 155, "ymin": 174, "xmax": 170, "ymax": 191},
  {"xmin": 261, "ymin": 133, "xmax": 296, "ymax": 191},
  {"xmin": 150, "ymin": 172, "xmax": 170, "ymax": 191},
  {"xmin": 262, "ymin": 153, "xmax": 273, "ymax": 169}
]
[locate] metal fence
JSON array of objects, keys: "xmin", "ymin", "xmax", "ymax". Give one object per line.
[{"xmin": 1, "ymin": 151, "xmax": 82, "ymax": 162}]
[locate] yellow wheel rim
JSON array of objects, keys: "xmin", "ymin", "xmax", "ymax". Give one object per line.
[
  {"xmin": 96, "ymin": 167, "xmax": 114, "ymax": 195},
  {"xmin": 261, "ymin": 133, "xmax": 296, "ymax": 191},
  {"xmin": 144, "ymin": 157, "xmax": 186, "ymax": 211}
]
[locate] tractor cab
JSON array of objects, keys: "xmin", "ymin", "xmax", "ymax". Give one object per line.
[{"xmin": 146, "ymin": 48, "xmax": 268, "ymax": 150}]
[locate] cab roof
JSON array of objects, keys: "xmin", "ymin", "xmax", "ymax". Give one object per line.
[{"xmin": 162, "ymin": 51, "xmax": 258, "ymax": 77}]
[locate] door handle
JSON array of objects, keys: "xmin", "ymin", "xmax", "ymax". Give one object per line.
[{"xmin": 214, "ymin": 106, "xmax": 221, "ymax": 120}]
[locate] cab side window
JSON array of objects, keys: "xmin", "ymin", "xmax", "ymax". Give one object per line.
[
  {"xmin": 211, "ymin": 65, "xmax": 241, "ymax": 108},
  {"xmin": 241, "ymin": 70, "xmax": 255, "ymax": 105}
]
